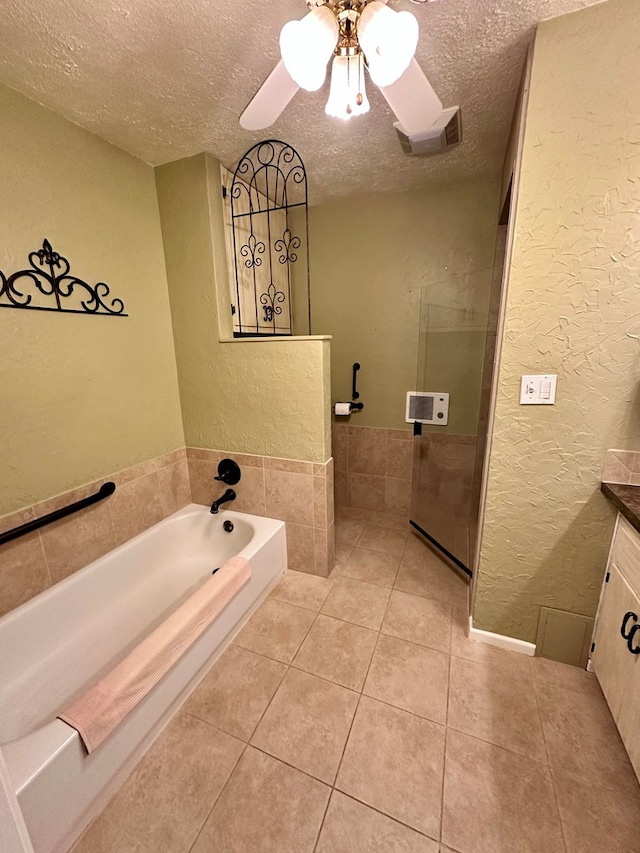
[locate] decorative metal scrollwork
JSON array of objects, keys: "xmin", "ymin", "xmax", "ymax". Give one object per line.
[
  {"xmin": 274, "ymin": 229, "xmax": 301, "ymax": 265},
  {"xmin": 260, "ymin": 283, "xmax": 286, "ymax": 323},
  {"xmin": 228, "ymin": 139, "xmax": 310, "ymax": 336},
  {"xmin": 0, "ymin": 239, "xmax": 127, "ymax": 316},
  {"xmin": 240, "ymin": 234, "xmax": 265, "ymax": 269}
]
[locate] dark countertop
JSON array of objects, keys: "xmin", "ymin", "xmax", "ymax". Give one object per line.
[{"xmin": 601, "ymin": 482, "xmax": 640, "ymax": 534}]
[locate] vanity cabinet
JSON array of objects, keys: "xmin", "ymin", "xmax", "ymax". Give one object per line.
[{"xmin": 591, "ymin": 515, "xmax": 640, "ymax": 781}]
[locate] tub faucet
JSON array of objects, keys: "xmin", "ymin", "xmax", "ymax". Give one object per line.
[{"xmin": 210, "ymin": 488, "xmax": 236, "ymax": 514}]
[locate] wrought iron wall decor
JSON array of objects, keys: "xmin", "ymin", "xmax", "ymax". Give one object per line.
[
  {"xmin": 229, "ymin": 140, "xmax": 310, "ymax": 336},
  {"xmin": 0, "ymin": 239, "xmax": 127, "ymax": 316}
]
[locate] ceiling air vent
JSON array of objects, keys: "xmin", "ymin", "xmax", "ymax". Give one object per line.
[{"xmin": 394, "ymin": 107, "xmax": 462, "ymax": 157}]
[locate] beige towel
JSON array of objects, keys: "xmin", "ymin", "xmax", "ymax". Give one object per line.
[{"xmin": 58, "ymin": 555, "xmax": 251, "ymax": 753}]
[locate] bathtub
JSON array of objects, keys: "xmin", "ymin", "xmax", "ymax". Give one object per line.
[{"xmin": 0, "ymin": 503, "xmax": 286, "ymax": 853}]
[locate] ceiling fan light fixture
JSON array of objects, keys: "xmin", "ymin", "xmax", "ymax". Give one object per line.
[
  {"xmin": 325, "ymin": 53, "xmax": 370, "ymax": 120},
  {"xmin": 358, "ymin": 2, "xmax": 419, "ymax": 88},
  {"xmin": 280, "ymin": 6, "xmax": 339, "ymax": 92}
]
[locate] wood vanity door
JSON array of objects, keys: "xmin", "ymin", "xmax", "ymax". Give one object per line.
[
  {"xmin": 616, "ymin": 653, "xmax": 640, "ymax": 780},
  {"xmin": 591, "ymin": 564, "xmax": 640, "ymax": 719}
]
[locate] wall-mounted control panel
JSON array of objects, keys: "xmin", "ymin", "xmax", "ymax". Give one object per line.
[
  {"xmin": 520, "ymin": 374, "xmax": 557, "ymax": 405},
  {"xmin": 406, "ymin": 392, "xmax": 449, "ymax": 425}
]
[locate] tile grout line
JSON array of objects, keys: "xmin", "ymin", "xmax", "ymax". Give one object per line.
[
  {"xmin": 185, "ymin": 730, "xmax": 249, "ymax": 853},
  {"xmin": 310, "ymin": 782, "xmax": 333, "ymax": 853},
  {"xmin": 222, "ymin": 566, "xmax": 585, "ymax": 852},
  {"xmin": 322, "ymin": 789, "xmax": 442, "ymax": 849},
  {"xmin": 441, "ymin": 725, "xmax": 450, "ymax": 848},
  {"xmin": 439, "ymin": 582, "xmax": 455, "ymax": 848},
  {"xmin": 114, "ymin": 556, "xmax": 458, "ymax": 851},
  {"xmin": 275, "ymin": 573, "xmax": 471, "ymax": 661},
  {"xmin": 313, "ymin": 596, "xmax": 387, "ymax": 853},
  {"xmin": 442, "ymin": 720, "xmax": 551, "ymax": 768},
  {"xmin": 117, "ymin": 560, "xmax": 460, "ymax": 852},
  {"xmin": 247, "ymin": 592, "xmax": 339, "ymax": 853},
  {"xmin": 188, "ymin": 598, "xmax": 326, "ymax": 853},
  {"xmin": 531, "ymin": 672, "xmax": 570, "ymax": 853},
  {"xmin": 329, "ymin": 594, "xmax": 445, "ymax": 847},
  {"xmin": 35, "ymin": 526, "xmax": 53, "ymax": 588},
  {"xmin": 308, "ymin": 604, "xmax": 372, "ymax": 851}
]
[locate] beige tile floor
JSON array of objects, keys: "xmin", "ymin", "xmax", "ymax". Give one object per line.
[{"xmin": 72, "ymin": 509, "xmax": 640, "ymax": 853}]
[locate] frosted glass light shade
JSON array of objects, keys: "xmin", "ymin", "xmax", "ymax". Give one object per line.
[
  {"xmin": 325, "ymin": 54, "xmax": 370, "ymax": 120},
  {"xmin": 358, "ymin": 1, "xmax": 419, "ymax": 88},
  {"xmin": 280, "ymin": 6, "xmax": 339, "ymax": 92}
]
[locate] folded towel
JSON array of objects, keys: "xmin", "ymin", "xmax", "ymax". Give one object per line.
[{"xmin": 58, "ymin": 555, "xmax": 251, "ymax": 753}]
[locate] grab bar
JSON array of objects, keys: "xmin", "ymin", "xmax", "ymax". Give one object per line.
[
  {"xmin": 352, "ymin": 362, "xmax": 361, "ymax": 400},
  {"xmin": 0, "ymin": 482, "xmax": 116, "ymax": 547}
]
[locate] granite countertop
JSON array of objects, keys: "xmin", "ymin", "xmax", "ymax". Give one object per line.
[{"xmin": 601, "ymin": 482, "xmax": 640, "ymax": 534}]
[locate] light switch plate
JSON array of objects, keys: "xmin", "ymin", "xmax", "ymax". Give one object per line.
[{"xmin": 520, "ymin": 374, "xmax": 557, "ymax": 405}]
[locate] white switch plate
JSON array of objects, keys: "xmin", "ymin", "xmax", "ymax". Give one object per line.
[{"xmin": 520, "ymin": 374, "xmax": 557, "ymax": 405}]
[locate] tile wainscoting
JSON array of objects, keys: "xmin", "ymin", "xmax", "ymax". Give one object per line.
[
  {"xmin": 0, "ymin": 448, "xmax": 335, "ymax": 617},
  {"xmin": 602, "ymin": 449, "xmax": 640, "ymax": 485},
  {"xmin": 332, "ymin": 424, "xmax": 413, "ymax": 519},
  {"xmin": 0, "ymin": 449, "xmax": 190, "ymax": 618},
  {"xmin": 188, "ymin": 448, "xmax": 335, "ymax": 579}
]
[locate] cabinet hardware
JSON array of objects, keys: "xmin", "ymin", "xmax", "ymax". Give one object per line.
[
  {"xmin": 621, "ymin": 611, "xmax": 637, "ymax": 641},
  {"xmin": 628, "ymin": 624, "xmax": 640, "ymax": 655},
  {"xmin": 621, "ymin": 612, "xmax": 640, "ymax": 655}
]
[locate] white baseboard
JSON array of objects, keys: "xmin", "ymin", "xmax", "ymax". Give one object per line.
[{"xmin": 468, "ymin": 616, "xmax": 536, "ymax": 656}]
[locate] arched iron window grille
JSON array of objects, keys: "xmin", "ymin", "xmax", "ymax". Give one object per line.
[{"xmin": 229, "ymin": 140, "xmax": 310, "ymax": 337}]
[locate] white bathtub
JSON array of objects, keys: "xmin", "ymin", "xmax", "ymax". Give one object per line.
[{"xmin": 0, "ymin": 504, "xmax": 286, "ymax": 853}]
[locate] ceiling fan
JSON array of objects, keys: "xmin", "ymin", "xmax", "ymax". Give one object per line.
[{"xmin": 240, "ymin": 0, "xmax": 445, "ymax": 138}]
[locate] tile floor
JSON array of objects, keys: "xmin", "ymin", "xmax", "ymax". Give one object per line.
[{"xmin": 72, "ymin": 508, "xmax": 640, "ymax": 853}]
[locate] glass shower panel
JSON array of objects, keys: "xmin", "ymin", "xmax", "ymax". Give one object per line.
[{"xmin": 410, "ymin": 269, "xmax": 493, "ymax": 572}]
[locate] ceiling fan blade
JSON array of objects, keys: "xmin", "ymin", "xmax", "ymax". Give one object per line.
[
  {"xmin": 240, "ymin": 61, "xmax": 300, "ymax": 130},
  {"xmin": 379, "ymin": 58, "xmax": 443, "ymax": 136}
]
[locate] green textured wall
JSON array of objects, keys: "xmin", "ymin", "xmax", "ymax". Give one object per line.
[
  {"xmin": 156, "ymin": 154, "xmax": 331, "ymax": 464},
  {"xmin": 0, "ymin": 84, "xmax": 184, "ymax": 516},
  {"xmin": 309, "ymin": 178, "xmax": 500, "ymax": 430},
  {"xmin": 474, "ymin": 0, "xmax": 640, "ymax": 643}
]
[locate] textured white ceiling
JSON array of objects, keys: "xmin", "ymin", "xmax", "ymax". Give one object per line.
[{"xmin": 0, "ymin": 0, "xmax": 605, "ymax": 203}]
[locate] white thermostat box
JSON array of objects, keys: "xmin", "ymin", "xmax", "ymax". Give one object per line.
[{"xmin": 405, "ymin": 392, "xmax": 449, "ymax": 425}]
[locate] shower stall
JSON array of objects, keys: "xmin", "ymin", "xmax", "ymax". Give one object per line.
[{"xmin": 410, "ymin": 225, "xmax": 508, "ymax": 576}]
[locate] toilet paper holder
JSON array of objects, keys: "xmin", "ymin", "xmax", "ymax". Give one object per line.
[
  {"xmin": 334, "ymin": 401, "xmax": 364, "ymax": 416},
  {"xmin": 335, "ymin": 362, "xmax": 364, "ymax": 416}
]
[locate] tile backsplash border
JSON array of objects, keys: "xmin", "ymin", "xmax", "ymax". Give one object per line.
[
  {"xmin": 602, "ymin": 450, "xmax": 640, "ymax": 486},
  {"xmin": 0, "ymin": 449, "xmax": 190, "ymax": 618},
  {"xmin": 187, "ymin": 447, "xmax": 335, "ymax": 580},
  {"xmin": 0, "ymin": 447, "xmax": 335, "ymax": 617}
]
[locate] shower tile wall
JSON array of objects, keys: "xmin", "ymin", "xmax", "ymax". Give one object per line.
[
  {"xmin": 333, "ymin": 424, "xmax": 412, "ymax": 519},
  {"xmin": 0, "ymin": 449, "xmax": 190, "ymax": 618},
  {"xmin": 0, "ymin": 446, "xmax": 336, "ymax": 619},
  {"xmin": 188, "ymin": 449, "xmax": 335, "ymax": 579}
]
